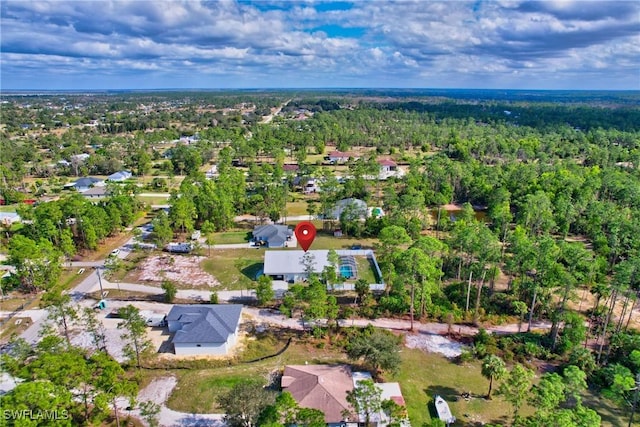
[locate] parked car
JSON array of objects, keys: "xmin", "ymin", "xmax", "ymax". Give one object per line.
[{"xmin": 110, "ymin": 248, "xmax": 120, "ymax": 256}]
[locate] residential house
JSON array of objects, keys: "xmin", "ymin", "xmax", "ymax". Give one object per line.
[
  {"xmin": 205, "ymin": 165, "xmax": 218, "ymax": 179},
  {"xmin": 325, "ymin": 198, "xmax": 367, "ymax": 221},
  {"xmin": 70, "ymin": 153, "xmax": 90, "ymax": 162},
  {"xmin": 253, "ymin": 224, "xmax": 293, "ymax": 248},
  {"xmin": 302, "ymin": 178, "xmax": 320, "ymax": 194},
  {"xmin": 263, "ymin": 250, "xmax": 333, "ymax": 282},
  {"xmin": 281, "ymin": 365, "xmax": 357, "ymax": 426},
  {"xmin": 82, "ymin": 186, "xmax": 110, "ymax": 199},
  {"xmin": 64, "ymin": 177, "xmax": 104, "ymax": 193},
  {"xmin": 327, "ymin": 151, "xmax": 358, "ymax": 164},
  {"xmin": 283, "ymin": 164, "xmax": 299, "ymax": 173},
  {"xmin": 378, "ymin": 159, "xmax": 397, "ymax": 173},
  {"xmin": 107, "ymin": 170, "xmax": 132, "ymax": 182},
  {"xmin": 378, "ymin": 159, "xmax": 405, "ymax": 180},
  {"xmin": 282, "ymin": 365, "xmax": 408, "ymax": 426},
  {"xmin": 0, "ymin": 212, "xmax": 21, "ymax": 227},
  {"xmin": 166, "ymin": 304, "xmax": 243, "ymax": 356}
]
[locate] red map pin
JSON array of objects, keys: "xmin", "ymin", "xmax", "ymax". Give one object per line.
[{"xmin": 294, "ymin": 221, "xmax": 317, "ymax": 252}]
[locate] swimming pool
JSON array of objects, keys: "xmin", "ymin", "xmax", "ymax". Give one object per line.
[{"xmin": 340, "ymin": 265, "xmax": 355, "ymax": 279}]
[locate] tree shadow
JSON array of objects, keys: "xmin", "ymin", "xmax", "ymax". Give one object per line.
[
  {"xmin": 424, "ymin": 386, "xmax": 460, "ymax": 421},
  {"xmin": 241, "ymin": 262, "xmax": 263, "ymax": 280}
]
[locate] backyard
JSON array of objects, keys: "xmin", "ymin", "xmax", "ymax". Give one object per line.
[
  {"xmin": 200, "ymin": 248, "xmax": 264, "ymax": 290},
  {"xmin": 160, "ymin": 329, "xmax": 628, "ymax": 426}
]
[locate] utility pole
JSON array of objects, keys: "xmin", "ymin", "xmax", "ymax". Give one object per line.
[{"xmin": 96, "ymin": 266, "xmax": 104, "ymax": 297}]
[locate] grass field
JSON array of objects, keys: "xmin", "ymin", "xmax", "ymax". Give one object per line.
[
  {"xmin": 354, "ymin": 256, "xmax": 378, "ymax": 283},
  {"xmin": 166, "ymin": 332, "xmax": 348, "ymax": 413},
  {"xmin": 389, "ymin": 349, "xmax": 525, "ymax": 426},
  {"xmin": 200, "ymin": 249, "xmax": 264, "ymax": 290},
  {"xmin": 285, "ymin": 201, "xmax": 310, "ymax": 216},
  {"xmin": 211, "ymin": 230, "xmax": 251, "ymax": 244},
  {"xmin": 0, "ymin": 317, "xmax": 33, "ymax": 342},
  {"xmin": 162, "ymin": 329, "xmax": 628, "ymax": 425}
]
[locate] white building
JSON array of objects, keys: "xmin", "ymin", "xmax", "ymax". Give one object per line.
[{"xmin": 263, "ymin": 250, "xmax": 333, "ymax": 282}]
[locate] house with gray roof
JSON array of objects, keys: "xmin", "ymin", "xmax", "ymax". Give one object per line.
[
  {"xmin": 166, "ymin": 304, "xmax": 243, "ymax": 356},
  {"xmin": 107, "ymin": 170, "xmax": 132, "ymax": 182},
  {"xmin": 253, "ymin": 224, "xmax": 293, "ymax": 248},
  {"xmin": 64, "ymin": 177, "xmax": 104, "ymax": 192}
]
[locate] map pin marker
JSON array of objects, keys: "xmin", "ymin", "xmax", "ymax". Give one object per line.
[{"xmin": 294, "ymin": 221, "xmax": 317, "ymax": 252}]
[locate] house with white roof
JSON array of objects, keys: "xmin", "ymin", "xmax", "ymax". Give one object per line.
[
  {"xmin": 325, "ymin": 198, "xmax": 368, "ymax": 221},
  {"xmin": 327, "ymin": 150, "xmax": 358, "ymax": 164},
  {"xmin": 263, "ymin": 250, "xmax": 334, "ymax": 282}
]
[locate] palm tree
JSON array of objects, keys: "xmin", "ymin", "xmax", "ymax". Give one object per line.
[{"xmin": 481, "ymin": 355, "xmax": 506, "ymax": 399}]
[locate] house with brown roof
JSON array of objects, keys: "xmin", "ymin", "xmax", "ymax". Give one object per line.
[
  {"xmin": 377, "ymin": 158, "xmax": 405, "ymax": 180},
  {"xmin": 281, "ymin": 364, "xmax": 357, "ymax": 425},
  {"xmin": 282, "ymin": 364, "xmax": 408, "ymax": 426}
]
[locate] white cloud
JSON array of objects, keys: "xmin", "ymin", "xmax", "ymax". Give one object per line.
[{"xmin": 1, "ymin": 0, "xmax": 638, "ymax": 89}]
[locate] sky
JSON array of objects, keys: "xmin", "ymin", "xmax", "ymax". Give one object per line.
[{"xmin": 1, "ymin": 0, "xmax": 639, "ymax": 91}]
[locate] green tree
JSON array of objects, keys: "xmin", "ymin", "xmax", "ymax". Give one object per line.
[
  {"xmin": 8, "ymin": 235, "xmax": 62, "ymax": 293},
  {"xmin": 347, "ymin": 330, "xmax": 402, "ymax": 374},
  {"xmin": 217, "ymin": 381, "xmax": 276, "ymax": 427},
  {"xmin": 255, "ymin": 274, "xmax": 275, "ymax": 306},
  {"xmin": 345, "ymin": 379, "xmax": 383, "ymax": 426},
  {"xmin": 497, "ymin": 363, "xmax": 534, "ymax": 423},
  {"xmin": 152, "ymin": 210, "xmax": 173, "ymax": 247},
  {"xmin": 117, "ymin": 305, "xmax": 153, "ymax": 369},
  {"xmin": 0, "ymin": 381, "xmax": 74, "ymax": 427},
  {"xmin": 161, "ymin": 280, "xmax": 178, "ymax": 302},
  {"xmin": 481, "ymin": 355, "xmax": 506, "ymax": 399},
  {"xmin": 259, "ymin": 391, "xmax": 325, "ymax": 427},
  {"xmin": 201, "ymin": 219, "xmax": 216, "ymax": 256},
  {"xmin": 42, "ymin": 291, "xmax": 78, "ymax": 346},
  {"xmin": 81, "ymin": 307, "xmax": 108, "ymax": 354}
]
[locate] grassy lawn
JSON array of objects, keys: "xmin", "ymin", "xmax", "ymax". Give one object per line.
[
  {"xmin": 0, "ymin": 317, "xmax": 32, "ymax": 342},
  {"xmin": 165, "ymin": 331, "xmax": 527, "ymax": 423},
  {"xmin": 353, "ymin": 256, "xmax": 378, "ymax": 283},
  {"xmin": 389, "ymin": 349, "xmax": 527, "ymax": 426},
  {"xmin": 212, "ymin": 230, "xmax": 251, "ymax": 244},
  {"xmin": 285, "ymin": 201, "xmax": 310, "ymax": 216},
  {"xmin": 200, "ymin": 249, "xmax": 264, "ymax": 290},
  {"xmin": 166, "ymin": 332, "xmax": 348, "ymax": 413},
  {"xmin": 0, "ymin": 295, "xmax": 35, "ymax": 312},
  {"xmin": 310, "ymin": 234, "xmax": 378, "ymax": 250}
]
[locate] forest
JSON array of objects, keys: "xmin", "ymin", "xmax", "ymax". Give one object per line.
[{"xmin": 0, "ymin": 89, "xmax": 639, "ymax": 426}]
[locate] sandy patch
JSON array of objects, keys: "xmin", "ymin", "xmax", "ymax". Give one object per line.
[
  {"xmin": 405, "ymin": 333, "xmax": 467, "ymax": 358},
  {"xmin": 137, "ymin": 255, "xmax": 219, "ymax": 288},
  {"xmin": 138, "ymin": 376, "xmax": 178, "ymax": 405}
]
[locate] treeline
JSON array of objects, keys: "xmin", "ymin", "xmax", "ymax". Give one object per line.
[{"xmin": 6, "ymin": 191, "xmax": 144, "ymax": 293}]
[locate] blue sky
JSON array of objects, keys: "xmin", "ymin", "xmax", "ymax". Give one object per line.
[{"xmin": 1, "ymin": 1, "xmax": 639, "ymax": 90}]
